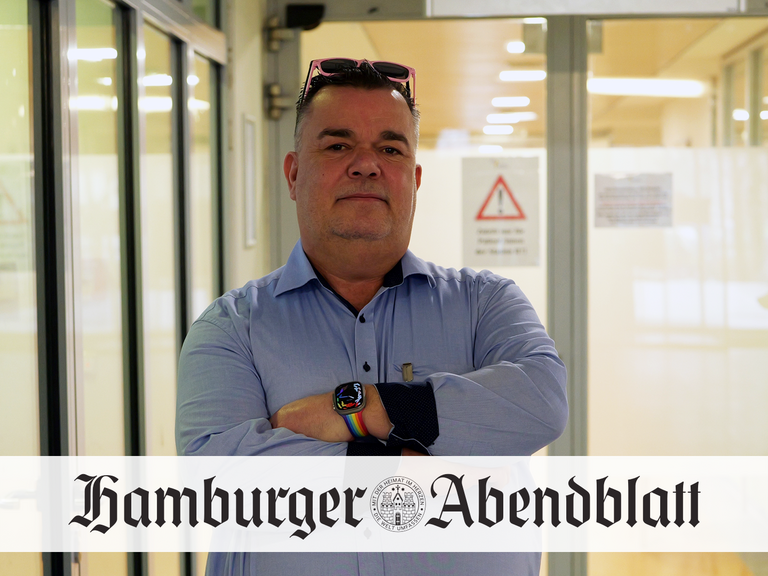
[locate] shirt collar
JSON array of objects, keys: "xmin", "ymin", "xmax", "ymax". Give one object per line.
[{"xmin": 273, "ymin": 239, "xmax": 436, "ymax": 297}]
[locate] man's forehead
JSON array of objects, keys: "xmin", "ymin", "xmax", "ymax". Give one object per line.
[
  {"xmin": 308, "ymin": 87, "xmax": 412, "ymax": 123},
  {"xmin": 307, "ymin": 87, "xmax": 414, "ymax": 136}
]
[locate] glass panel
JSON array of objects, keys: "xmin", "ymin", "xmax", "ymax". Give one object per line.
[
  {"xmin": 587, "ymin": 17, "xmax": 768, "ymax": 576},
  {"xmin": 0, "ymin": 0, "xmax": 39, "ymax": 458},
  {"xmin": 762, "ymin": 49, "xmax": 768, "ymax": 146},
  {"xmin": 192, "ymin": 0, "xmax": 217, "ymax": 28},
  {"xmin": 189, "ymin": 55, "xmax": 216, "ymax": 321},
  {"xmin": 142, "ymin": 24, "xmax": 178, "ymax": 456},
  {"xmin": 143, "ymin": 24, "xmax": 182, "ymax": 576},
  {"xmin": 75, "ymin": 0, "xmax": 125, "ymax": 457},
  {"xmin": 75, "ymin": 0, "xmax": 127, "ymax": 572},
  {"xmin": 0, "ymin": 2, "xmax": 43, "ymax": 574}
]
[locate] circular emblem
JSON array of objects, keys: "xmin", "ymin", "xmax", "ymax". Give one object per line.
[{"xmin": 370, "ymin": 476, "xmax": 426, "ymax": 532}]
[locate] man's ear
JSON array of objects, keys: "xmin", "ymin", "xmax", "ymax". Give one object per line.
[
  {"xmin": 284, "ymin": 151, "xmax": 299, "ymax": 200},
  {"xmin": 415, "ymin": 163, "xmax": 422, "ymax": 191}
]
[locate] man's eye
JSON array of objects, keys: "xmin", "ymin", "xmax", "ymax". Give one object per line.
[
  {"xmin": 383, "ymin": 147, "xmax": 401, "ymax": 155},
  {"xmin": 328, "ymin": 143, "xmax": 346, "ymax": 151}
]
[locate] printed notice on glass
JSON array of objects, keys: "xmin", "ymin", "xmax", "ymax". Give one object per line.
[
  {"xmin": 595, "ymin": 173, "xmax": 672, "ymax": 227},
  {"xmin": 462, "ymin": 157, "xmax": 539, "ymax": 267}
]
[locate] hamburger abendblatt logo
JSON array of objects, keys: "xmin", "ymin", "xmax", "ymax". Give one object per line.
[{"xmin": 370, "ymin": 476, "xmax": 426, "ymax": 532}]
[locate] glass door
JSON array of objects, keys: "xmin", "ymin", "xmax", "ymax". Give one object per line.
[
  {"xmin": 587, "ymin": 16, "xmax": 768, "ymax": 576},
  {"xmin": 0, "ymin": 0, "xmax": 42, "ymax": 574}
]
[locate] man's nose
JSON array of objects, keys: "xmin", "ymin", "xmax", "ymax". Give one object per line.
[{"xmin": 347, "ymin": 148, "xmax": 380, "ymax": 179}]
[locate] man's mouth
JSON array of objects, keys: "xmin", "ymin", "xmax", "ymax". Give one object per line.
[{"xmin": 338, "ymin": 193, "xmax": 387, "ymax": 203}]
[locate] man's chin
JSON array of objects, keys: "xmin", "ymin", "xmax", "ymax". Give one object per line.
[{"xmin": 331, "ymin": 228, "xmax": 390, "ymax": 242}]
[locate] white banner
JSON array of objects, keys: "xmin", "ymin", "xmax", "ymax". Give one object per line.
[{"xmin": 0, "ymin": 456, "xmax": 766, "ymax": 552}]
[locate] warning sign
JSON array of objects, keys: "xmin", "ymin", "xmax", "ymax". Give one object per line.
[
  {"xmin": 463, "ymin": 157, "xmax": 539, "ymax": 268},
  {"xmin": 476, "ymin": 176, "xmax": 525, "ymax": 220}
]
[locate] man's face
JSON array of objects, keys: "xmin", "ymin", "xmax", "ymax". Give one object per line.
[{"xmin": 284, "ymin": 86, "xmax": 422, "ymax": 257}]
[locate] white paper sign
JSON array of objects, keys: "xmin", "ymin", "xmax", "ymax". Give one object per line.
[
  {"xmin": 462, "ymin": 157, "xmax": 539, "ymax": 267},
  {"xmin": 595, "ymin": 173, "xmax": 673, "ymax": 227}
]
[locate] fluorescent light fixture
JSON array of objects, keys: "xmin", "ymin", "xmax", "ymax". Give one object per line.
[
  {"xmin": 479, "ymin": 145, "xmax": 503, "ymax": 153},
  {"xmin": 732, "ymin": 109, "xmax": 749, "ymax": 121},
  {"xmin": 506, "ymin": 41, "xmax": 525, "ymax": 54},
  {"xmin": 492, "ymin": 96, "xmax": 530, "ymax": 108},
  {"xmin": 187, "ymin": 75, "xmax": 200, "ymax": 86},
  {"xmin": 764, "ymin": 97, "xmax": 768, "ymax": 105},
  {"xmin": 486, "ymin": 112, "xmax": 538, "ymax": 124},
  {"xmin": 483, "ymin": 125, "xmax": 514, "ymax": 135},
  {"xmin": 587, "ymin": 78, "xmax": 706, "ymax": 98},
  {"xmin": 761, "ymin": 111, "xmax": 768, "ymax": 120},
  {"xmin": 139, "ymin": 97, "xmax": 173, "ymax": 112},
  {"xmin": 142, "ymin": 74, "xmax": 172, "ymax": 87},
  {"xmin": 523, "ymin": 17, "xmax": 546, "ymax": 24},
  {"xmin": 96, "ymin": 77, "xmax": 113, "ymax": 86},
  {"xmin": 188, "ymin": 98, "xmax": 210, "ymax": 111},
  {"xmin": 500, "ymin": 70, "xmax": 546, "ymax": 82},
  {"xmin": 69, "ymin": 48, "xmax": 117, "ymax": 62},
  {"xmin": 69, "ymin": 95, "xmax": 117, "ymax": 111}
]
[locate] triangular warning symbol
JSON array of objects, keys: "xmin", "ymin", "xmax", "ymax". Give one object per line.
[{"xmin": 475, "ymin": 175, "xmax": 525, "ymax": 220}]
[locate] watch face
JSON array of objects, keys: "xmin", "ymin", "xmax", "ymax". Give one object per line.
[{"xmin": 335, "ymin": 382, "xmax": 364, "ymax": 413}]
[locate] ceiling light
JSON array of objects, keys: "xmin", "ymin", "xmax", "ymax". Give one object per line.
[
  {"xmin": 188, "ymin": 98, "xmax": 210, "ymax": 111},
  {"xmin": 492, "ymin": 96, "xmax": 531, "ymax": 108},
  {"xmin": 732, "ymin": 109, "xmax": 749, "ymax": 121},
  {"xmin": 69, "ymin": 48, "xmax": 117, "ymax": 62},
  {"xmin": 587, "ymin": 78, "xmax": 706, "ymax": 98},
  {"xmin": 486, "ymin": 112, "xmax": 538, "ymax": 124},
  {"xmin": 139, "ymin": 97, "xmax": 173, "ymax": 112},
  {"xmin": 506, "ymin": 41, "xmax": 525, "ymax": 54},
  {"xmin": 69, "ymin": 95, "xmax": 117, "ymax": 111},
  {"xmin": 761, "ymin": 111, "xmax": 768, "ymax": 120},
  {"xmin": 500, "ymin": 70, "xmax": 546, "ymax": 82},
  {"xmin": 187, "ymin": 75, "xmax": 200, "ymax": 86},
  {"xmin": 142, "ymin": 74, "xmax": 173, "ymax": 87},
  {"xmin": 483, "ymin": 125, "xmax": 514, "ymax": 135},
  {"xmin": 523, "ymin": 17, "xmax": 546, "ymax": 24},
  {"xmin": 96, "ymin": 77, "xmax": 112, "ymax": 86},
  {"xmin": 479, "ymin": 145, "xmax": 503, "ymax": 153}
]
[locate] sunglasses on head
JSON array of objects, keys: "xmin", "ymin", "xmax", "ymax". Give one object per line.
[{"xmin": 300, "ymin": 58, "xmax": 416, "ymax": 105}]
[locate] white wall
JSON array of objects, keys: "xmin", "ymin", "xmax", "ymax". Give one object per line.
[{"xmin": 225, "ymin": 0, "xmax": 271, "ymax": 289}]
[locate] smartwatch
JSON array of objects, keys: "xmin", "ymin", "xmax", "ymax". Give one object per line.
[{"xmin": 333, "ymin": 382, "xmax": 369, "ymax": 438}]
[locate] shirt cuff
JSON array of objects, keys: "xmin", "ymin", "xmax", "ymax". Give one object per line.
[
  {"xmin": 346, "ymin": 441, "xmax": 402, "ymax": 456},
  {"xmin": 374, "ymin": 382, "xmax": 439, "ymax": 455}
]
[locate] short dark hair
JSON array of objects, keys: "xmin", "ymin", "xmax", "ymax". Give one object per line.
[{"xmin": 293, "ymin": 61, "xmax": 420, "ymax": 148}]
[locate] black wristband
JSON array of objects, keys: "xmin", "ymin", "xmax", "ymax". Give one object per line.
[
  {"xmin": 347, "ymin": 441, "xmax": 402, "ymax": 456},
  {"xmin": 375, "ymin": 382, "xmax": 439, "ymax": 455}
]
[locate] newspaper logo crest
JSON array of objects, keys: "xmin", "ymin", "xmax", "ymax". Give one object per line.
[{"xmin": 370, "ymin": 476, "xmax": 426, "ymax": 532}]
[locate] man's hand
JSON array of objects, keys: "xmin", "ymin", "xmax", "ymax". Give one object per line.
[{"xmin": 269, "ymin": 385, "xmax": 393, "ymax": 442}]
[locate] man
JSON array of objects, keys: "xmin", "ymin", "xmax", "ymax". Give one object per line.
[{"xmin": 176, "ymin": 59, "xmax": 568, "ymax": 575}]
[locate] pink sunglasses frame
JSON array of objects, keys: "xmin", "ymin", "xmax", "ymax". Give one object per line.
[{"xmin": 300, "ymin": 58, "xmax": 416, "ymax": 104}]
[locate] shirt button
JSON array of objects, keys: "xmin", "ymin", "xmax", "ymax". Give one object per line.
[
  {"xmin": 359, "ymin": 314, "xmax": 366, "ymax": 323},
  {"xmin": 363, "ymin": 362, "xmax": 371, "ymax": 372}
]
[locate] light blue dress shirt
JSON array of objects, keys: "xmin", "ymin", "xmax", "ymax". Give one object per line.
[{"xmin": 176, "ymin": 240, "xmax": 568, "ymax": 575}]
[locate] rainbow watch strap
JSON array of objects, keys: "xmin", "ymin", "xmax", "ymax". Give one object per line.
[{"xmin": 342, "ymin": 411, "xmax": 369, "ymax": 438}]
